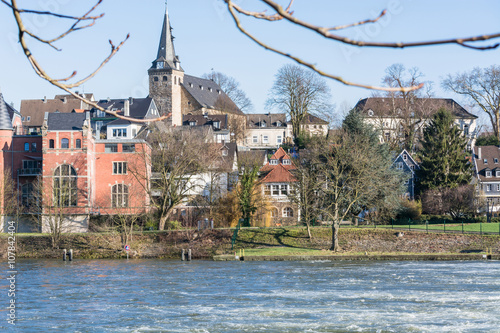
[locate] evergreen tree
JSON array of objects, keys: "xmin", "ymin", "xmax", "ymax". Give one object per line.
[{"xmin": 417, "ymin": 108, "xmax": 471, "ymax": 193}]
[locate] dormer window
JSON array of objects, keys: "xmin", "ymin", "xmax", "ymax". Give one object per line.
[
  {"xmin": 283, "ymin": 159, "xmax": 291, "ymax": 165},
  {"xmin": 199, "ymin": 85, "xmax": 204, "ymax": 90},
  {"xmin": 189, "ymin": 121, "xmax": 196, "ymax": 127},
  {"xmin": 486, "ymin": 170, "xmax": 492, "ymax": 177},
  {"xmin": 484, "ymin": 159, "xmax": 488, "ymax": 164},
  {"xmin": 367, "ymin": 109, "xmax": 374, "ymax": 116},
  {"xmin": 276, "ymin": 121, "xmax": 282, "ymax": 127},
  {"xmin": 213, "ymin": 121, "xmax": 220, "ymax": 129},
  {"xmin": 270, "ymin": 159, "xmax": 278, "ymax": 165},
  {"xmin": 496, "ymin": 170, "xmax": 500, "ymax": 177},
  {"xmin": 495, "ymin": 158, "xmax": 498, "ymax": 164},
  {"xmin": 261, "ymin": 121, "xmax": 266, "ymax": 128},
  {"xmin": 156, "ymin": 62, "xmax": 164, "ymax": 69}
]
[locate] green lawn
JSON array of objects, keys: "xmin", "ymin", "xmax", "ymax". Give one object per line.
[{"xmin": 377, "ymin": 222, "xmax": 500, "ymax": 234}]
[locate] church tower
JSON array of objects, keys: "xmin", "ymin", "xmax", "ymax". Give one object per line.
[{"xmin": 148, "ymin": 4, "xmax": 184, "ymax": 126}]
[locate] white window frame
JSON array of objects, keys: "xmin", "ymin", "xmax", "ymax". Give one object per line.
[
  {"xmin": 486, "ymin": 170, "xmax": 492, "ymax": 178},
  {"xmin": 263, "ymin": 135, "xmax": 269, "ymax": 144},
  {"xmin": 277, "ymin": 135, "xmax": 283, "ymax": 145},
  {"xmin": 283, "ymin": 207, "xmax": 293, "ymax": 217},
  {"xmin": 252, "ymin": 136, "xmax": 258, "ymax": 144},
  {"xmin": 486, "ymin": 184, "xmax": 492, "ymax": 192},
  {"xmin": 113, "ymin": 162, "xmax": 128, "ymax": 175}
]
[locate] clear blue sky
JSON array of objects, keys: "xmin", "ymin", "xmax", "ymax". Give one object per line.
[{"xmin": 0, "ymin": 0, "xmax": 499, "ymax": 119}]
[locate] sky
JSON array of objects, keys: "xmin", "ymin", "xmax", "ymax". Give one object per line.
[{"xmin": 0, "ymin": 0, "xmax": 499, "ymax": 122}]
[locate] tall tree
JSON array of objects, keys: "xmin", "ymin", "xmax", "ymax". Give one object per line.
[
  {"xmin": 267, "ymin": 64, "xmax": 332, "ymax": 143},
  {"xmin": 417, "ymin": 108, "xmax": 472, "ymax": 193},
  {"xmin": 203, "ymin": 71, "xmax": 253, "ymax": 112},
  {"xmin": 442, "ymin": 65, "xmax": 500, "ymax": 142},
  {"xmin": 235, "ymin": 151, "xmax": 263, "ymax": 226}
]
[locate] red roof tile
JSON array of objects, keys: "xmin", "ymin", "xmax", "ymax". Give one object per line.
[{"xmin": 261, "ymin": 164, "xmax": 297, "ymax": 183}]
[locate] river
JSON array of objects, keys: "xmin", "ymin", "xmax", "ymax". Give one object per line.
[{"xmin": 2, "ymin": 259, "xmax": 500, "ymax": 332}]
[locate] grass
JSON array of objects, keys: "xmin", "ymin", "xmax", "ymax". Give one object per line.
[{"xmin": 377, "ymin": 222, "xmax": 500, "ymax": 234}]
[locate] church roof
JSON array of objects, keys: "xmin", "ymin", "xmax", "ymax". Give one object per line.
[
  {"xmin": 151, "ymin": 5, "xmax": 182, "ymax": 71},
  {"xmin": 182, "ymin": 75, "xmax": 243, "ymax": 115},
  {"xmin": 0, "ymin": 90, "xmax": 13, "ymax": 130}
]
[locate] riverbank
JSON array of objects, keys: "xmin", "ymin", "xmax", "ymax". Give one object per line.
[{"xmin": 2, "ymin": 227, "xmax": 499, "ymax": 260}]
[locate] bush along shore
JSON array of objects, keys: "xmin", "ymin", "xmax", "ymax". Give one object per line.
[{"xmin": 1, "ymin": 227, "xmax": 500, "ymax": 260}]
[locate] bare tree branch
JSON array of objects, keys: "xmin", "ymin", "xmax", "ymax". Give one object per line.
[{"xmin": 224, "ymin": 0, "xmax": 500, "ymax": 92}]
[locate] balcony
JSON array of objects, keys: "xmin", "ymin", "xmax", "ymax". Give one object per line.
[{"xmin": 18, "ymin": 168, "xmax": 42, "ymax": 176}]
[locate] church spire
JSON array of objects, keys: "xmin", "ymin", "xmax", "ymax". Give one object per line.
[{"xmin": 152, "ymin": 2, "xmax": 182, "ymax": 71}]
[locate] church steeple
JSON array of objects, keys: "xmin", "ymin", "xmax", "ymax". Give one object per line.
[
  {"xmin": 151, "ymin": 3, "xmax": 182, "ymax": 71},
  {"xmin": 0, "ymin": 89, "xmax": 13, "ymax": 130}
]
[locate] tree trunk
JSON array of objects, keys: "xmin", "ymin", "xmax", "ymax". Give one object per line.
[
  {"xmin": 159, "ymin": 214, "xmax": 168, "ymax": 230},
  {"xmin": 305, "ymin": 221, "xmax": 312, "ymax": 240},
  {"xmin": 330, "ymin": 221, "xmax": 340, "ymax": 252}
]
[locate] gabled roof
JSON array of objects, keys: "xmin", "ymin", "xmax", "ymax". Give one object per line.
[
  {"xmin": 181, "ymin": 75, "xmax": 243, "ymax": 115},
  {"xmin": 393, "ymin": 149, "xmax": 420, "ymax": 173},
  {"xmin": 247, "ymin": 113, "xmax": 287, "ymax": 128},
  {"xmin": 47, "ymin": 112, "xmax": 87, "ymax": 131},
  {"xmin": 260, "ymin": 147, "xmax": 296, "ymax": 173},
  {"xmin": 94, "ymin": 97, "xmax": 155, "ymax": 120},
  {"xmin": 182, "ymin": 114, "xmax": 228, "ymax": 129},
  {"xmin": 355, "ymin": 97, "xmax": 477, "ymax": 119},
  {"xmin": 473, "ymin": 145, "xmax": 500, "ymax": 182},
  {"xmin": 301, "ymin": 114, "xmax": 328, "ymax": 125},
  {"xmin": 261, "ymin": 163, "xmax": 297, "ymax": 183},
  {"xmin": 21, "ymin": 94, "xmax": 91, "ymax": 127}
]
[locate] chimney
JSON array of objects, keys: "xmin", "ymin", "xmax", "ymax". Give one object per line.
[
  {"xmin": 43, "ymin": 96, "xmax": 47, "ymax": 103},
  {"xmin": 129, "ymin": 97, "xmax": 133, "ymax": 105},
  {"xmin": 478, "ymin": 147, "xmax": 482, "ymax": 160},
  {"xmin": 124, "ymin": 100, "xmax": 130, "ymax": 117},
  {"xmin": 63, "ymin": 96, "xmax": 67, "ymax": 103}
]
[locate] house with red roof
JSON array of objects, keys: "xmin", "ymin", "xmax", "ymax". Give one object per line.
[{"xmin": 259, "ymin": 147, "xmax": 299, "ymax": 225}]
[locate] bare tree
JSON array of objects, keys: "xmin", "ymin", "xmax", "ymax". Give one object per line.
[
  {"xmin": 1, "ymin": 0, "xmax": 168, "ymax": 122},
  {"xmin": 129, "ymin": 127, "xmax": 219, "ymax": 230},
  {"xmin": 236, "ymin": 151, "xmax": 265, "ymax": 226},
  {"xmin": 203, "ymin": 71, "xmax": 253, "ymax": 112},
  {"xmin": 442, "ymin": 65, "xmax": 500, "ymax": 142},
  {"xmin": 224, "ymin": 0, "xmax": 500, "ymax": 92},
  {"xmin": 267, "ymin": 64, "xmax": 332, "ymax": 142}
]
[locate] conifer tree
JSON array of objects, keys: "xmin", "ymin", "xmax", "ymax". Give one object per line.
[{"xmin": 417, "ymin": 108, "xmax": 471, "ymax": 193}]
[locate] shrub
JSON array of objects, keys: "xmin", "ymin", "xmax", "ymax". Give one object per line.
[{"xmin": 396, "ymin": 199, "xmax": 422, "ymax": 220}]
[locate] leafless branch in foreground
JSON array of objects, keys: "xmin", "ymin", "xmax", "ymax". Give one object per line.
[
  {"xmin": 224, "ymin": 0, "xmax": 500, "ymax": 92},
  {"xmin": 3, "ymin": 0, "xmax": 170, "ymax": 122}
]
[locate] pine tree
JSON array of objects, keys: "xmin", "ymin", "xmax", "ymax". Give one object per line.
[{"xmin": 417, "ymin": 108, "xmax": 471, "ymax": 193}]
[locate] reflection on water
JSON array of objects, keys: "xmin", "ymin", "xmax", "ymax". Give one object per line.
[{"xmin": 2, "ymin": 259, "xmax": 500, "ymax": 332}]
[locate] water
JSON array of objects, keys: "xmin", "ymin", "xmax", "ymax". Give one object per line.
[{"xmin": 2, "ymin": 259, "xmax": 500, "ymax": 332}]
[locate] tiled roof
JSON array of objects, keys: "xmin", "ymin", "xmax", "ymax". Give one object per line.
[
  {"xmin": 247, "ymin": 113, "xmax": 287, "ymax": 128},
  {"xmin": 182, "ymin": 75, "xmax": 243, "ymax": 115},
  {"xmin": 355, "ymin": 97, "xmax": 477, "ymax": 119},
  {"xmin": 474, "ymin": 145, "xmax": 500, "ymax": 182},
  {"xmin": 21, "ymin": 95, "xmax": 89, "ymax": 127},
  {"xmin": 0, "ymin": 91, "xmax": 13, "ymax": 130},
  {"xmin": 95, "ymin": 97, "xmax": 154, "ymax": 120},
  {"xmin": 182, "ymin": 114, "xmax": 228, "ymax": 129},
  {"xmin": 47, "ymin": 113, "xmax": 87, "ymax": 131},
  {"xmin": 301, "ymin": 114, "xmax": 328, "ymax": 124},
  {"xmin": 261, "ymin": 163, "xmax": 297, "ymax": 183}
]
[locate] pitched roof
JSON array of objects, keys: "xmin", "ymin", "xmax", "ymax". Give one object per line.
[
  {"xmin": 261, "ymin": 163, "xmax": 297, "ymax": 183},
  {"xmin": 474, "ymin": 145, "xmax": 500, "ymax": 182},
  {"xmin": 301, "ymin": 113, "xmax": 328, "ymax": 125},
  {"xmin": 151, "ymin": 5, "xmax": 182, "ymax": 71},
  {"xmin": 0, "ymin": 91, "xmax": 13, "ymax": 130},
  {"xmin": 182, "ymin": 114, "xmax": 228, "ymax": 129},
  {"xmin": 94, "ymin": 97, "xmax": 154, "ymax": 120},
  {"xmin": 260, "ymin": 147, "xmax": 296, "ymax": 173},
  {"xmin": 47, "ymin": 112, "xmax": 87, "ymax": 131},
  {"xmin": 181, "ymin": 75, "xmax": 243, "ymax": 115},
  {"xmin": 21, "ymin": 95, "xmax": 89, "ymax": 127},
  {"xmin": 247, "ymin": 113, "xmax": 287, "ymax": 128},
  {"xmin": 355, "ymin": 97, "xmax": 477, "ymax": 119}
]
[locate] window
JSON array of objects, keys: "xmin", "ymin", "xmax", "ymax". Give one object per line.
[
  {"xmin": 280, "ymin": 184, "xmax": 288, "ymax": 195},
  {"xmin": 21, "ymin": 183, "xmax": 33, "ymax": 207},
  {"xmin": 24, "ymin": 143, "xmax": 29, "ymax": 152},
  {"xmin": 484, "ymin": 159, "xmax": 488, "ymax": 164},
  {"xmin": 272, "ymin": 185, "xmax": 280, "ymax": 196},
  {"xmin": 282, "ymin": 159, "xmax": 291, "ymax": 166},
  {"xmin": 403, "ymin": 154, "xmax": 407, "ymax": 161},
  {"xmin": 252, "ymin": 136, "xmax": 258, "ymax": 144},
  {"xmin": 61, "ymin": 138, "xmax": 69, "ymax": 149},
  {"xmin": 222, "ymin": 149, "xmax": 228, "ymax": 157},
  {"xmin": 189, "ymin": 121, "xmax": 196, "ymax": 127},
  {"xmin": 154, "ymin": 76, "xmax": 159, "ymax": 82},
  {"xmin": 112, "ymin": 128, "xmax": 127, "ymax": 138},
  {"xmin": 31, "ymin": 143, "xmax": 37, "ymax": 152},
  {"xmin": 261, "ymin": 121, "xmax": 266, "ymax": 128},
  {"xmin": 497, "ymin": 184, "xmax": 500, "ymax": 191},
  {"xmin": 463, "ymin": 125, "xmax": 469, "ymax": 136},
  {"xmin": 23, "ymin": 160, "xmax": 37, "ymax": 169},
  {"xmin": 396, "ymin": 162, "xmax": 403, "ymax": 170},
  {"xmin": 53, "ymin": 164, "xmax": 77, "ymax": 207},
  {"xmin": 122, "ymin": 144, "xmax": 135, "ymax": 153},
  {"xmin": 496, "ymin": 170, "xmax": 500, "ymax": 177},
  {"xmin": 113, "ymin": 162, "xmax": 127, "ymax": 175},
  {"xmin": 270, "ymin": 207, "xmax": 278, "ymax": 218},
  {"xmin": 26, "ymin": 116, "xmax": 31, "ymax": 122},
  {"xmin": 283, "ymin": 207, "xmax": 294, "ymax": 217},
  {"xmin": 213, "ymin": 121, "xmax": 220, "ymax": 129},
  {"xmin": 263, "ymin": 136, "xmax": 269, "ymax": 144},
  {"xmin": 486, "ymin": 184, "xmax": 492, "ymax": 192},
  {"xmin": 49, "ymin": 139, "xmax": 54, "ymax": 149},
  {"xmin": 75, "ymin": 139, "xmax": 81, "ymax": 149},
  {"xmin": 270, "ymin": 159, "xmax": 278, "ymax": 165},
  {"xmin": 486, "ymin": 170, "xmax": 492, "ymax": 177},
  {"xmin": 163, "ymin": 76, "xmax": 168, "ymax": 81},
  {"xmin": 276, "ymin": 121, "xmax": 282, "ymax": 127},
  {"xmin": 277, "ymin": 136, "xmax": 283, "ymax": 145},
  {"xmin": 105, "ymin": 144, "xmax": 118, "ymax": 152},
  {"xmin": 496, "ymin": 158, "xmax": 499, "ymax": 164},
  {"xmin": 264, "ymin": 185, "xmax": 271, "ymax": 196},
  {"xmin": 112, "ymin": 184, "xmax": 129, "ymax": 208}
]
